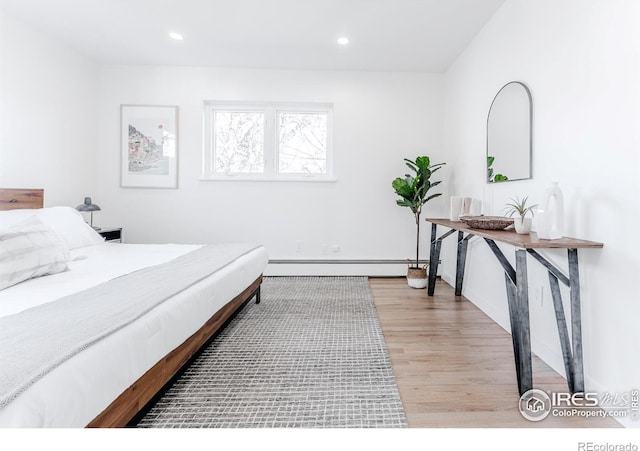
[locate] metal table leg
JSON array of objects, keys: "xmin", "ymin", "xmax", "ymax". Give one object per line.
[
  {"xmin": 527, "ymin": 248, "xmax": 584, "ymax": 393},
  {"xmin": 548, "ymin": 272, "xmax": 575, "ymax": 393},
  {"xmin": 455, "ymin": 232, "xmax": 472, "ymax": 296},
  {"xmin": 504, "ymin": 272, "xmax": 522, "ymax": 392},
  {"xmin": 427, "ymin": 226, "xmax": 456, "ymax": 296},
  {"xmin": 485, "ymin": 239, "xmax": 533, "ymax": 395},
  {"xmin": 428, "ymin": 223, "xmax": 439, "ymax": 295},
  {"xmin": 568, "ymin": 248, "xmax": 585, "ymax": 393},
  {"xmin": 515, "ymin": 249, "xmax": 533, "ymax": 394}
]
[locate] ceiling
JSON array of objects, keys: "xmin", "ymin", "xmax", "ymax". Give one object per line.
[{"xmin": 0, "ymin": 0, "xmax": 506, "ymax": 72}]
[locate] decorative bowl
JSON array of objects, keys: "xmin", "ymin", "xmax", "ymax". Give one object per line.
[{"xmin": 459, "ymin": 215, "xmax": 514, "ymax": 230}]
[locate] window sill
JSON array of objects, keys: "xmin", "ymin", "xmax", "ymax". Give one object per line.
[{"xmin": 200, "ymin": 176, "xmax": 337, "ymax": 183}]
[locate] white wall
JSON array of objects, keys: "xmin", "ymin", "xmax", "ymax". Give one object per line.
[
  {"xmin": 443, "ymin": 0, "xmax": 640, "ymax": 426},
  {"xmin": 0, "ymin": 10, "xmax": 98, "ymax": 207},
  {"xmin": 8, "ymin": 0, "xmax": 638, "ymax": 425},
  {"xmin": 96, "ymin": 66, "xmax": 446, "ymax": 275}
]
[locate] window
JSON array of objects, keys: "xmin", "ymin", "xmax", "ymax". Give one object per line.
[
  {"xmin": 214, "ymin": 110, "xmax": 265, "ymax": 174},
  {"xmin": 203, "ymin": 102, "xmax": 333, "ymax": 180}
]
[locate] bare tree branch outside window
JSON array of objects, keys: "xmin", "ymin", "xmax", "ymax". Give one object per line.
[
  {"xmin": 206, "ymin": 104, "xmax": 331, "ymax": 179},
  {"xmin": 278, "ymin": 113, "xmax": 327, "ymax": 174},
  {"xmin": 214, "ymin": 111, "xmax": 265, "ymax": 173}
]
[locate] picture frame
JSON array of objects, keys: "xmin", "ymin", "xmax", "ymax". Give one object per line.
[{"xmin": 120, "ymin": 105, "xmax": 178, "ymax": 188}]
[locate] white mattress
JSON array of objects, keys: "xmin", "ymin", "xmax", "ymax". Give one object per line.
[{"xmin": 0, "ymin": 242, "xmax": 268, "ymax": 427}]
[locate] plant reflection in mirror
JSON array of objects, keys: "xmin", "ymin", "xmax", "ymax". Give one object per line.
[{"xmin": 487, "ymin": 156, "xmax": 508, "ymax": 183}]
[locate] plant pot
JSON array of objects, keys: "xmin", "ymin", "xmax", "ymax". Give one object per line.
[
  {"xmin": 514, "ymin": 217, "xmax": 532, "ymax": 234},
  {"xmin": 407, "ymin": 267, "xmax": 428, "ymax": 289}
]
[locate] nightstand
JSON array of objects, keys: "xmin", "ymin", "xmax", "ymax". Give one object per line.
[{"xmin": 98, "ymin": 227, "xmax": 122, "ymax": 243}]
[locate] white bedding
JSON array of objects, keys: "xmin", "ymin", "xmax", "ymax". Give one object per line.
[{"xmin": 0, "ymin": 242, "xmax": 268, "ymax": 427}]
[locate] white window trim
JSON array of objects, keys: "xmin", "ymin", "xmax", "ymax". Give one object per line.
[{"xmin": 202, "ymin": 101, "xmax": 335, "ymax": 182}]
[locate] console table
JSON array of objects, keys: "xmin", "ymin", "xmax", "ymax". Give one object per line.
[{"xmin": 425, "ymin": 218, "xmax": 603, "ymax": 396}]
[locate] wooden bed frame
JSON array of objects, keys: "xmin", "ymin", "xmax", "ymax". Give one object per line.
[
  {"xmin": 0, "ymin": 188, "xmax": 44, "ymax": 210},
  {"xmin": 89, "ymin": 276, "xmax": 261, "ymax": 427},
  {"xmin": 0, "ymin": 188, "xmax": 263, "ymax": 428}
]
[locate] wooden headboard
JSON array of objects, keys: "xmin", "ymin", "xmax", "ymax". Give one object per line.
[{"xmin": 0, "ymin": 189, "xmax": 44, "ymax": 210}]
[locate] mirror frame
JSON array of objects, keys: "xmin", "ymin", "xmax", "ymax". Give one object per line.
[{"xmin": 486, "ymin": 81, "xmax": 533, "ymax": 183}]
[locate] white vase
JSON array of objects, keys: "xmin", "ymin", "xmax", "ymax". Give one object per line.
[
  {"xmin": 450, "ymin": 196, "xmax": 474, "ymax": 221},
  {"xmin": 459, "ymin": 197, "xmax": 472, "ymax": 218},
  {"xmin": 537, "ymin": 182, "xmax": 564, "ymax": 240},
  {"xmin": 450, "ymin": 196, "xmax": 462, "ymax": 221},
  {"xmin": 514, "ymin": 217, "xmax": 532, "ymax": 234}
]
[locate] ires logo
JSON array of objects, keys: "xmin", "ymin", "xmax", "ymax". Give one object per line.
[
  {"xmin": 551, "ymin": 392, "xmax": 599, "ymax": 407},
  {"xmin": 520, "ymin": 389, "xmax": 639, "ymax": 421},
  {"xmin": 519, "ymin": 389, "xmax": 551, "ymax": 421}
]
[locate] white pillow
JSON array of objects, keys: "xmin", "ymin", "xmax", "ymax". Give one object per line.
[
  {"xmin": 0, "ymin": 206, "xmax": 104, "ymax": 250},
  {"xmin": 0, "ymin": 216, "xmax": 70, "ymax": 291}
]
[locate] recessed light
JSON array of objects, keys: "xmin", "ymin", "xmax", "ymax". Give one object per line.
[
  {"xmin": 169, "ymin": 32, "xmax": 184, "ymax": 41},
  {"xmin": 337, "ymin": 37, "xmax": 349, "ymax": 46}
]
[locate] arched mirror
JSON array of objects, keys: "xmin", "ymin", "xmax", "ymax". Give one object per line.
[{"xmin": 487, "ymin": 81, "xmax": 532, "ymax": 183}]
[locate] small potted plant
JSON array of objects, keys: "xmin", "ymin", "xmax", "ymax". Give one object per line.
[
  {"xmin": 504, "ymin": 195, "xmax": 537, "ymax": 234},
  {"xmin": 392, "ymin": 156, "xmax": 445, "ymax": 288}
]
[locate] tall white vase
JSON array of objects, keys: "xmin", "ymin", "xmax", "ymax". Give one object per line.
[
  {"xmin": 450, "ymin": 196, "xmax": 462, "ymax": 221},
  {"xmin": 460, "ymin": 197, "xmax": 472, "ymax": 218},
  {"xmin": 537, "ymin": 182, "xmax": 564, "ymax": 240}
]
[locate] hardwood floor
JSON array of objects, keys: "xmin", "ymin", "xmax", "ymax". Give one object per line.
[{"xmin": 369, "ymin": 277, "xmax": 620, "ymax": 428}]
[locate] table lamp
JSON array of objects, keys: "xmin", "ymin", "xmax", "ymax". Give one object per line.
[{"xmin": 76, "ymin": 197, "xmax": 101, "ymax": 230}]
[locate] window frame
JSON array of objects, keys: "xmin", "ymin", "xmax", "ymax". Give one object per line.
[{"xmin": 202, "ymin": 101, "xmax": 334, "ymax": 181}]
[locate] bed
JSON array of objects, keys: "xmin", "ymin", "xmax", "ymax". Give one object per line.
[{"xmin": 0, "ymin": 188, "xmax": 268, "ymax": 427}]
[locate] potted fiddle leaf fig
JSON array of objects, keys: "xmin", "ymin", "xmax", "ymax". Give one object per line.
[{"xmin": 392, "ymin": 156, "xmax": 445, "ymax": 288}]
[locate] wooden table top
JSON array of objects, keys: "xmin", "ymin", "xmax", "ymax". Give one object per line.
[{"xmin": 425, "ymin": 218, "xmax": 604, "ymax": 249}]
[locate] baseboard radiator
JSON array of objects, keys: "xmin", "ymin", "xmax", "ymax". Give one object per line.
[
  {"xmin": 269, "ymin": 259, "xmax": 432, "ymax": 265},
  {"xmin": 266, "ymin": 259, "xmax": 440, "ymax": 277}
]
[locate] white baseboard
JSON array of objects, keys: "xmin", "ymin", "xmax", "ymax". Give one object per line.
[
  {"xmin": 264, "ymin": 258, "xmax": 441, "ymax": 277},
  {"xmin": 264, "ymin": 262, "xmax": 407, "ymax": 277}
]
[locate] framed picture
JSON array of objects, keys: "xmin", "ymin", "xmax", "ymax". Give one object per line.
[{"xmin": 120, "ymin": 105, "xmax": 178, "ymax": 188}]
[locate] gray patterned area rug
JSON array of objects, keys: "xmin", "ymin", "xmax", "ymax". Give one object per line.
[{"xmin": 136, "ymin": 276, "xmax": 408, "ymax": 428}]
